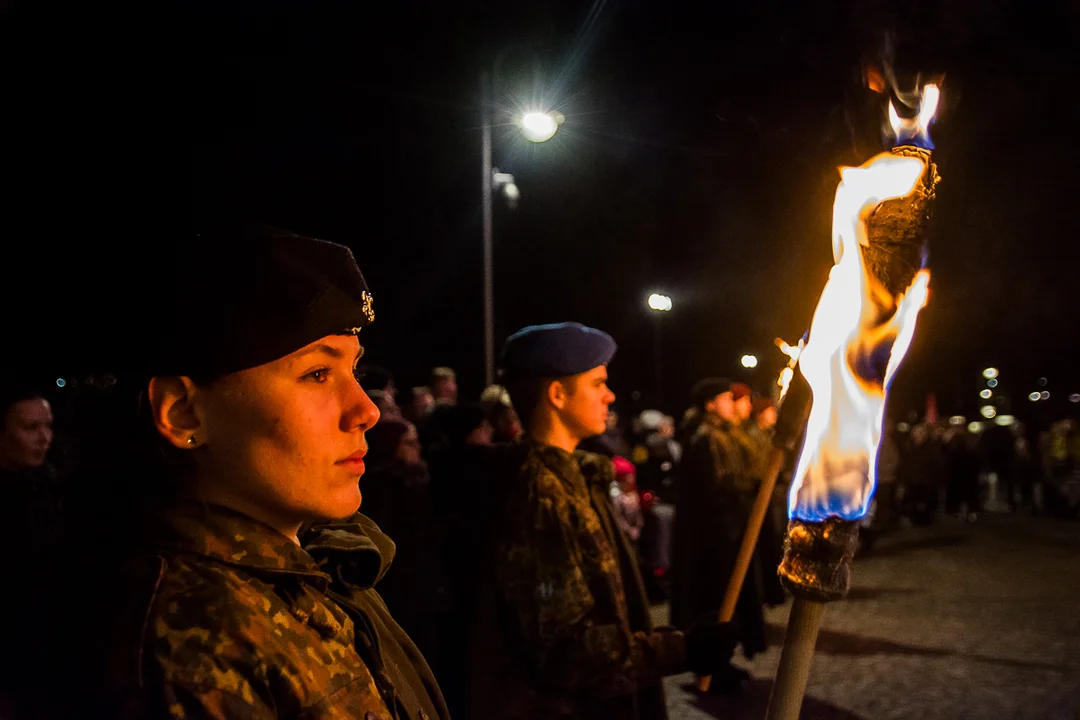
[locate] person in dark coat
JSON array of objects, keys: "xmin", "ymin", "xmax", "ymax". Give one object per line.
[
  {"xmin": 35, "ymin": 226, "xmax": 448, "ymax": 720},
  {"xmin": 361, "ymin": 416, "xmax": 449, "ymax": 675},
  {"xmin": 467, "ymin": 323, "xmax": 736, "ymax": 720},
  {"xmin": 671, "ymin": 378, "xmax": 766, "ymax": 693},
  {"xmin": 0, "ymin": 383, "xmax": 63, "ymax": 717}
]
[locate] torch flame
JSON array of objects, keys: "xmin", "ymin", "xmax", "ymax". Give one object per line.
[
  {"xmin": 889, "ymin": 83, "xmax": 940, "ymax": 149},
  {"xmin": 788, "ymin": 152, "xmax": 932, "ymax": 521},
  {"xmin": 775, "ymin": 337, "xmax": 804, "ymax": 400}
]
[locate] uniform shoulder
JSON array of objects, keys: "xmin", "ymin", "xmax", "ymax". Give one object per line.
[{"xmin": 575, "ymin": 450, "xmax": 615, "ymax": 484}]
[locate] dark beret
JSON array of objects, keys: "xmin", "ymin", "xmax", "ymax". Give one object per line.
[
  {"xmin": 500, "ymin": 322, "xmax": 617, "ymax": 379},
  {"xmin": 691, "ymin": 377, "xmax": 733, "ymax": 409},
  {"xmin": 149, "ymin": 225, "xmax": 374, "ymax": 378}
]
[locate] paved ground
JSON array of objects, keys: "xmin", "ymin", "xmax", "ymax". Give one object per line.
[{"xmin": 658, "ymin": 513, "xmax": 1080, "ymax": 720}]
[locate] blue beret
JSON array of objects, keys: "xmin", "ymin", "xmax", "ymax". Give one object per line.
[{"xmin": 500, "ymin": 322, "xmax": 617, "ymax": 378}]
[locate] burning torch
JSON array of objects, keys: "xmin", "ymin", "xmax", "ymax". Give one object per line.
[{"xmin": 765, "ymin": 83, "xmax": 941, "ymax": 719}]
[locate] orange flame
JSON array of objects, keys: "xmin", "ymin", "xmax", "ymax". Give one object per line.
[{"xmin": 787, "ymin": 153, "xmax": 932, "ymax": 521}]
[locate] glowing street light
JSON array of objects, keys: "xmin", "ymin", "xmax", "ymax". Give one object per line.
[
  {"xmin": 520, "ymin": 111, "xmax": 563, "ymax": 143},
  {"xmin": 980, "ymin": 405, "xmax": 997, "ymax": 419},
  {"xmin": 1029, "ymin": 392, "xmax": 1041, "ymax": 402},
  {"xmin": 741, "ymin": 354, "xmax": 759, "ymax": 369},
  {"xmin": 647, "ymin": 292, "xmax": 672, "ymax": 406},
  {"xmin": 648, "ymin": 293, "xmax": 672, "ymax": 312},
  {"xmin": 982, "ymin": 367, "xmax": 999, "ymax": 380},
  {"xmin": 979, "ymin": 389, "xmax": 993, "ymax": 399}
]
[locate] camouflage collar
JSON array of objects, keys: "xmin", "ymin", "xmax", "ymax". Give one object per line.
[
  {"xmin": 525, "ymin": 440, "xmax": 612, "ymax": 490},
  {"xmin": 157, "ymin": 501, "xmax": 328, "ymax": 579},
  {"xmin": 701, "ymin": 412, "xmax": 736, "ymax": 432}
]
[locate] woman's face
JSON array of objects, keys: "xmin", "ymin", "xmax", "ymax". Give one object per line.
[
  {"xmin": 188, "ymin": 334, "xmax": 380, "ymax": 525},
  {"xmin": 0, "ymin": 398, "xmax": 54, "ymax": 471},
  {"xmin": 395, "ymin": 424, "xmax": 423, "ymax": 465}
]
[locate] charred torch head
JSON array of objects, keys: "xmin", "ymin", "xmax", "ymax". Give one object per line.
[{"xmin": 778, "ymin": 517, "xmax": 860, "ymax": 602}]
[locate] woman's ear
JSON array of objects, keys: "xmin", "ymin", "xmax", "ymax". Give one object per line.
[{"xmin": 147, "ymin": 376, "xmax": 204, "ymax": 449}]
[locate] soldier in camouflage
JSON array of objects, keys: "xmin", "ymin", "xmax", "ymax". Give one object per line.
[
  {"xmin": 470, "ymin": 322, "xmax": 736, "ymax": 720},
  {"xmin": 50, "ymin": 227, "xmax": 449, "ymax": 719},
  {"xmin": 671, "ymin": 377, "xmax": 768, "ymax": 693}
]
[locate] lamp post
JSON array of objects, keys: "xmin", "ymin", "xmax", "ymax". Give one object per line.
[
  {"xmin": 648, "ymin": 293, "xmax": 672, "ymax": 408},
  {"xmin": 480, "ymin": 70, "xmax": 563, "ymax": 386}
]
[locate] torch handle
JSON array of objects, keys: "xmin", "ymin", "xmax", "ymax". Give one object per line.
[
  {"xmin": 765, "ymin": 597, "xmax": 826, "ymax": 720},
  {"xmin": 695, "ymin": 446, "xmax": 787, "ymax": 692}
]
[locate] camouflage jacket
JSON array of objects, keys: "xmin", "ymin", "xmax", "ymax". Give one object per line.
[
  {"xmin": 100, "ymin": 502, "xmax": 448, "ymax": 720},
  {"xmin": 488, "ymin": 442, "xmax": 684, "ymax": 719}
]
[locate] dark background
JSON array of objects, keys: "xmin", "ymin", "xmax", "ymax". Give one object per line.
[{"xmin": 3, "ymin": 0, "xmax": 1078, "ymax": 427}]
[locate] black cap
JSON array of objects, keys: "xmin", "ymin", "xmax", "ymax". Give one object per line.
[
  {"xmin": 149, "ymin": 225, "xmax": 374, "ymax": 378},
  {"xmin": 691, "ymin": 377, "xmax": 732, "ymax": 410},
  {"xmin": 500, "ymin": 322, "xmax": 617, "ymax": 379}
]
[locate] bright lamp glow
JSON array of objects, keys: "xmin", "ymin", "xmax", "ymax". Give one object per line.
[
  {"xmin": 648, "ymin": 293, "xmax": 672, "ymax": 312},
  {"xmin": 982, "ymin": 367, "xmax": 999, "ymax": 380},
  {"xmin": 741, "ymin": 354, "xmax": 759, "ymax": 369},
  {"xmin": 1029, "ymin": 392, "xmax": 1041, "ymax": 402},
  {"xmin": 521, "ymin": 112, "xmax": 559, "ymax": 142},
  {"xmin": 980, "ymin": 405, "xmax": 997, "ymax": 419},
  {"xmin": 979, "ymin": 389, "xmax": 992, "ymax": 399}
]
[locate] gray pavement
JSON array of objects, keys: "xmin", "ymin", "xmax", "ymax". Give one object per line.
[{"xmin": 658, "ymin": 513, "xmax": 1080, "ymax": 720}]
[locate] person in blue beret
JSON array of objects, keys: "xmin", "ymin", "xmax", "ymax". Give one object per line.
[{"xmin": 468, "ymin": 322, "xmax": 737, "ymax": 720}]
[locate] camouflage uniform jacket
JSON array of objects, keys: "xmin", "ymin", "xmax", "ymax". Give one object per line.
[
  {"xmin": 488, "ymin": 442, "xmax": 685, "ymax": 719},
  {"xmin": 100, "ymin": 502, "xmax": 449, "ymax": 720}
]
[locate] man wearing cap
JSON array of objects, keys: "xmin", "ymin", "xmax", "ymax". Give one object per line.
[
  {"xmin": 40, "ymin": 226, "xmax": 449, "ymax": 719},
  {"xmin": 671, "ymin": 378, "xmax": 765, "ymax": 693},
  {"xmin": 473, "ymin": 322, "xmax": 735, "ymax": 720}
]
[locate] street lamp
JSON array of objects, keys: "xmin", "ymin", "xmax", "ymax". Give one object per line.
[
  {"xmin": 648, "ymin": 293, "xmax": 672, "ymax": 408},
  {"xmin": 648, "ymin": 293, "xmax": 672, "ymax": 312},
  {"xmin": 741, "ymin": 354, "xmax": 759, "ymax": 369},
  {"xmin": 481, "ymin": 72, "xmax": 562, "ymax": 385}
]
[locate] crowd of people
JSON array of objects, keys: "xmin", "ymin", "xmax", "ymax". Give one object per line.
[{"xmin": 3, "ymin": 226, "xmax": 1078, "ymax": 720}]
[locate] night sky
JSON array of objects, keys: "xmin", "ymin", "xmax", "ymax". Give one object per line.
[{"xmin": 4, "ymin": 0, "xmax": 1079, "ymax": 428}]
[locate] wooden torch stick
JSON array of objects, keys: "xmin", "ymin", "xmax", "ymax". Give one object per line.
[{"xmin": 765, "ymin": 597, "xmax": 826, "ymax": 719}]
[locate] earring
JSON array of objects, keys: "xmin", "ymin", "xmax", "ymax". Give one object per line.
[{"xmin": 187, "ymin": 435, "xmax": 197, "ymax": 446}]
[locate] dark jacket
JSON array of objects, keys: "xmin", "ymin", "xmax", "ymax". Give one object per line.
[
  {"xmin": 69, "ymin": 502, "xmax": 449, "ymax": 719},
  {"xmin": 671, "ymin": 414, "xmax": 767, "ymax": 657}
]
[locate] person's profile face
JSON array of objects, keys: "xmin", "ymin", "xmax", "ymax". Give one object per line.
[
  {"xmin": 707, "ymin": 392, "xmax": 736, "ymax": 422},
  {"xmin": 0, "ymin": 398, "xmax": 53, "ymax": 471},
  {"xmin": 194, "ymin": 334, "xmax": 380, "ymax": 523},
  {"xmin": 559, "ymin": 365, "xmax": 616, "ymax": 440},
  {"xmin": 735, "ymin": 395, "xmax": 752, "ymax": 421}
]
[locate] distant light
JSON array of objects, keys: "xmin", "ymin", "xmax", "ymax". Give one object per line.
[
  {"xmin": 987, "ymin": 379, "xmax": 999, "ymax": 388},
  {"xmin": 948, "ymin": 415, "xmax": 966, "ymax": 426},
  {"xmin": 967, "ymin": 421, "xmax": 984, "ymax": 434},
  {"xmin": 55, "ymin": 378, "xmax": 66, "ymax": 388},
  {"xmin": 1029, "ymin": 392, "xmax": 1042, "ymax": 402},
  {"xmin": 521, "ymin": 111, "xmax": 560, "ymax": 143},
  {"xmin": 982, "ymin": 367, "xmax": 999, "ymax": 380},
  {"xmin": 503, "ymin": 182, "xmax": 520, "ymax": 201},
  {"xmin": 1070, "ymin": 393, "xmax": 1080, "ymax": 404},
  {"xmin": 896, "ymin": 422, "xmax": 911, "ymax": 433},
  {"xmin": 980, "ymin": 405, "xmax": 997, "ymax": 419},
  {"xmin": 1037, "ymin": 377, "xmax": 1048, "ymax": 387},
  {"xmin": 647, "ymin": 293, "xmax": 672, "ymax": 312},
  {"xmin": 979, "ymin": 389, "xmax": 993, "ymax": 399},
  {"xmin": 741, "ymin": 354, "xmax": 759, "ymax": 369},
  {"xmin": 994, "ymin": 415, "xmax": 1016, "ymax": 427},
  {"xmin": 1041, "ymin": 391, "xmax": 1050, "ymax": 400}
]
